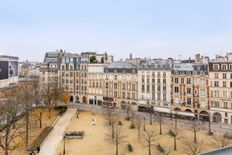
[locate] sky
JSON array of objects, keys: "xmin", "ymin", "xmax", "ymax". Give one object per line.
[{"xmin": 1, "ymin": 0, "xmax": 232, "ymax": 61}]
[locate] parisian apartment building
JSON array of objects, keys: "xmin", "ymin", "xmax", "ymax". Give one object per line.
[{"xmin": 40, "ymin": 50, "xmax": 232, "ymax": 124}]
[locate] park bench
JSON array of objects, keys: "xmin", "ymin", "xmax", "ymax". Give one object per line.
[{"xmin": 27, "ymin": 127, "xmax": 53, "ymax": 155}]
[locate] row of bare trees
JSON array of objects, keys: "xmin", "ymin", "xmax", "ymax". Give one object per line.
[
  {"xmin": 0, "ymin": 78, "xmax": 69, "ymax": 155},
  {"xmin": 105, "ymin": 104, "xmax": 230, "ymax": 155}
]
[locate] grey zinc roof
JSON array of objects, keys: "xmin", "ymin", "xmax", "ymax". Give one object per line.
[
  {"xmin": 198, "ymin": 146, "xmax": 232, "ymax": 155},
  {"xmin": 174, "ymin": 63, "xmax": 194, "ymax": 71},
  {"xmin": 107, "ymin": 61, "xmax": 136, "ymax": 69}
]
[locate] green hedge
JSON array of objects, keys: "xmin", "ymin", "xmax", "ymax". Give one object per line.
[
  {"xmin": 55, "ymin": 105, "xmax": 67, "ymax": 116},
  {"xmin": 157, "ymin": 144, "xmax": 165, "ymax": 153},
  {"xmin": 127, "ymin": 144, "xmax": 133, "ymax": 152}
]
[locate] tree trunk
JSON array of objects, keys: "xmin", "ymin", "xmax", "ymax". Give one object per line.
[
  {"xmin": 39, "ymin": 112, "xmax": 42, "ymax": 128},
  {"xmin": 174, "ymin": 136, "xmax": 177, "ymax": 151},
  {"xmin": 208, "ymin": 114, "xmax": 211, "ymax": 134},
  {"xmin": 25, "ymin": 110, "xmax": 29, "ymax": 150},
  {"xmin": 5, "ymin": 126, "xmax": 10, "ymax": 155},
  {"xmin": 112, "ymin": 123, "xmax": 114, "ymax": 139},
  {"xmin": 150, "ymin": 112, "xmax": 152, "ymax": 125},
  {"xmin": 159, "ymin": 116, "xmax": 162, "ymax": 135},
  {"xmin": 175, "ymin": 115, "xmax": 177, "ymax": 129},
  {"xmin": 143, "ymin": 118, "xmax": 146, "ymax": 131},
  {"xmin": 116, "ymin": 143, "xmax": 118, "ymax": 155},
  {"xmin": 138, "ymin": 120, "xmax": 141, "ymax": 140},
  {"xmin": 148, "ymin": 144, "xmax": 151, "ymax": 155},
  {"xmin": 48, "ymin": 108, "xmax": 51, "ymax": 119},
  {"xmin": 194, "ymin": 127, "xmax": 197, "ymax": 143}
]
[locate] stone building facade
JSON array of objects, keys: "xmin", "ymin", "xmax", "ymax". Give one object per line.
[
  {"xmin": 171, "ymin": 63, "xmax": 209, "ymax": 119},
  {"xmin": 137, "ymin": 59, "xmax": 172, "ymax": 109},
  {"xmin": 209, "ymin": 54, "xmax": 232, "ymax": 124}
]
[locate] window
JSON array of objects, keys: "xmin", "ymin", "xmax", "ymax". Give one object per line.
[
  {"xmin": 114, "ymin": 83, "xmax": 117, "ymax": 89},
  {"xmin": 222, "ymin": 64, "xmax": 227, "ymax": 70},
  {"xmin": 214, "ymin": 91, "xmax": 219, "ymax": 97},
  {"xmin": 187, "ymin": 88, "xmax": 191, "ymax": 94},
  {"xmin": 181, "ymin": 78, "xmax": 184, "ymax": 84},
  {"xmin": 142, "ymin": 85, "xmax": 145, "ymax": 92},
  {"xmin": 127, "ymin": 93, "xmax": 130, "ymax": 99},
  {"xmin": 174, "ymin": 87, "xmax": 179, "ymax": 93},
  {"xmin": 187, "ymin": 78, "xmax": 191, "ymax": 84},
  {"xmin": 132, "ymin": 83, "xmax": 135, "ymax": 91},
  {"xmin": 229, "ymin": 64, "xmax": 232, "ymax": 70},
  {"xmin": 163, "ymin": 94, "xmax": 167, "ymax": 102},
  {"xmin": 132, "ymin": 93, "xmax": 135, "ymax": 99},
  {"xmin": 146, "ymin": 85, "xmax": 150, "ymax": 92},
  {"xmin": 123, "ymin": 83, "xmax": 126, "ymax": 90},
  {"xmin": 163, "ymin": 79, "xmax": 166, "ymax": 84},
  {"xmin": 114, "ymin": 91, "xmax": 117, "ymax": 98},
  {"xmin": 223, "ymin": 91, "xmax": 227, "ymax": 98},
  {"xmin": 223, "ymin": 81, "xmax": 227, "ymax": 87},
  {"xmin": 175, "ymin": 78, "xmax": 178, "ymax": 84},
  {"xmin": 122, "ymin": 92, "xmax": 126, "ymax": 99},
  {"xmin": 224, "ymin": 102, "xmax": 228, "ymax": 109},
  {"xmin": 213, "ymin": 64, "xmax": 219, "ymax": 70},
  {"xmin": 187, "ymin": 98, "xmax": 191, "ymax": 105},
  {"xmin": 214, "ymin": 81, "xmax": 219, "ymax": 87},
  {"xmin": 215, "ymin": 73, "xmax": 218, "ymax": 79},
  {"xmin": 147, "ymin": 76, "xmax": 150, "ymax": 83},
  {"xmin": 230, "ymin": 73, "xmax": 232, "ymax": 79},
  {"xmin": 223, "ymin": 73, "xmax": 227, "ymax": 79},
  {"xmin": 231, "ymin": 82, "xmax": 232, "ymax": 88},
  {"xmin": 200, "ymin": 79, "xmax": 205, "ymax": 86},
  {"xmin": 142, "ymin": 76, "xmax": 145, "ymax": 83},
  {"xmin": 106, "ymin": 82, "xmax": 108, "ymax": 89}
]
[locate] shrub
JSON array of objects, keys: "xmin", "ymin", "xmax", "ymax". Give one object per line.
[
  {"xmin": 168, "ymin": 129, "xmax": 176, "ymax": 137},
  {"xmin": 65, "ymin": 131, "xmax": 84, "ymax": 137},
  {"xmin": 118, "ymin": 121, "xmax": 123, "ymax": 126},
  {"xmin": 224, "ymin": 132, "xmax": 232, "ymax": 139},
  {"xmin": 127, "ymin": 144, "xmax": 133, "ymax": 152},
  {"xmin": 130, "ymin": 124, "xmax": 136, "ymax": 129},
  {"xmin": 125, "ymin": 117, "xmax": 130, "ymax": 121},
  {"xmin": 55, "ymin": 105, "xmax": 67, "ymax": 116},
  {"xmin": 157, "ymin": 144, "xmax": 165, "ymax": 153}
]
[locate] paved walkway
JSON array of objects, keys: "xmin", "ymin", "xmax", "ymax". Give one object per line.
[{"xmin": 38, "ymin": 108, "xmax": 76, "ymax": 155}]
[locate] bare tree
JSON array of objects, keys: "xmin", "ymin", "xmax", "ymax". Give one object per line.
[
  {"xmin": 18, "ymin": 85, "xmax": 34, "ymax": 150},
  {"xmin": 104, "ymin": 104, "xmax": 114, "ymax": 126},
  {"xmin": 105, "ymin": 126, "xmax": 127, "ymax": 155},
  {"xmin": 157, "ymin": 113, "xmax": 163, "ymax": 135},
  {"xmin": 107, "ymin": 114, "xmax": 119, "ymax": 140},
  {"xmin": 135, "ymin": 118, "xmax": 141, "ymax": 140},
  {"xmin": 191, "ymin": 119, "xmax": 202, "ymax": 144},
  {"xmin": 142, "ymin": 130, "xmax": 159, "ymax": 155},
  {"xmin": 182, "ymin": 139, "xmax": 202, "ymax": 155},
  {"xmin": 168, "ymin": 128, "xmax": 180, "ymax": 151},
  {"xmin": 130, "ymin": 110, "xmax": 136, "ymax": 129},
  {"xmin": 43, "ymin": 80, "xmax": 62, "ymax": 119},
  {"xmin": 149, "ymin": 109, "xmax": 153, "ymax": 125},
  {"xmin": 125, "ymin": 104, "xmax": 131, "ymax": 120},
  {"xmin": 0, "ymin": 92, "xmax": 23, "ymax": 155}
]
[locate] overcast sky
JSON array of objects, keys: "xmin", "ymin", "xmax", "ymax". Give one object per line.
[{"xmin": 1, "ymin": 0, "xmax": 232, "ymax": 61}]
